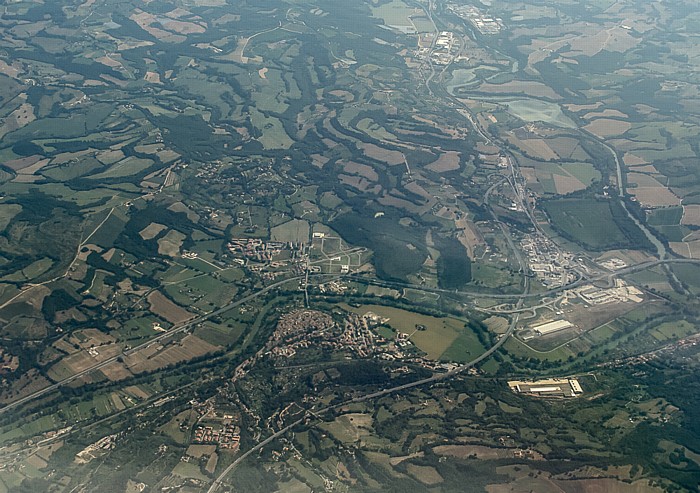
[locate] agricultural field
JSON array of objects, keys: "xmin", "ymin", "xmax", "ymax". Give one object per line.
[
  {"xmin": 344, "ymin": 303, "xmax": 487, "ymax": 361},
  {"xmin": 0, "ymin": 0, "xmax": 698, "ymax": 492}
]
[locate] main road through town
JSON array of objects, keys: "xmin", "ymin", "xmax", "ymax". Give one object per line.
[{"xmin": 207, "ymin": 277, "xmax": 529, "ymax": 493}]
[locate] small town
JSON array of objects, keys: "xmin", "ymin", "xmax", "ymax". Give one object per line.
[
  {"xmin": 521, "ymin": 234, "xmax": 577, "ymax": 287},
  {"xmin": 192, "ymin": 424, "xmax": 240, "ymax": 451}
]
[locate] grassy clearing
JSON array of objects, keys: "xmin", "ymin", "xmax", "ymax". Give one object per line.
[
  {"xmin": 87, "ymin": 156, "xmax": 153, "ymax": 179},
  {"xmin": 504, "ymin": 99, "xmax": 576, "ymax": 128},
  {"xmin": 270, "ymin": 219, "xmax": 310, "ymax": 243},
  {"xmin": 371, "ymin": 0, "xmax": 415, "ymax": 30},
  {"xmin": 542, "ymin": 199, "xmax": 629, "ymax": 249},
  {"xmin": 250, "ymin": 108, "xmax": 293, "ymax": 149},
  {"xmin": 343, "ymin": 304, "xmax": 483, "ymax": 360}
]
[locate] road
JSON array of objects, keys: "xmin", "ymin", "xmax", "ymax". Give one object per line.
[
  {"xmin": 0, "ymin": 274, "xmax": 338, "ymax": 415},
  {"xmin": 208, "ymin": 145, "xmax": 534, "ymax": 493},
  {"xmin": 343, "ymin": 257, "xmax": 700, "ymax": 302},
  {"xmin": 207, "ymin": 290, "xmax": 525, "ymax": 493}
]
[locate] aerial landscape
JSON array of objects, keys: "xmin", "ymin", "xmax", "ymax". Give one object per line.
[{"xmin": 0, "ymin": 0, "xmax": 699, "ymax": 491}]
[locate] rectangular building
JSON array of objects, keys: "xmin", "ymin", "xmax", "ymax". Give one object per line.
[
  {"xmin": 531, "ymin": 320, "xmax": 573, "ymax": 336},
  {"xmin": 508, "ymin": 378, "xmax": 583, "ymax": 398}
]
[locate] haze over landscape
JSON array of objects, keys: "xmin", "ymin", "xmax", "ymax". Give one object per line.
[{"xmin": 0, "ymin": 0, "xmax": 699, "ymax": 492}]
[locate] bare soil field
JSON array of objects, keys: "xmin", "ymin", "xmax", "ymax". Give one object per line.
[
  {"xmin": 148, "ymin": 291, "xmax": 194, "ymax": 324},
  {"xmin": 124, "ymin": 385, "xmax": 151, "ymax": 400},
  {"xmin": 0, "ymin": 59, "xmax": 21, "ymax": 78},
  {"xmin": 584, "ymin": 119, "xmax": 632, "ymax": 137},
  {"xmin": 669, "ymin": 241, "xmax": 700, "ymax": 259},
  {"xmin": 426, "ymin": 151, "xmax": 460, "ymax": 172},
  {"xmin": 139, "ymin": 223, "xmax": 168, "ymax": 240},
  {"xmin": 622, "ymin": 152, "xmax": 648, "ymax": 166},
  {"xmin": 343, "ymin": 161, "xmax": 379, "ymax": 181},
  {"xmin": 681, "ymin": 205, "xmax": 700, "ymax": 226},
  {"xmin": 583, "ymin": 109, "xmax": 628, "ymax": 120},
  {"xmin": 123, "ymin": 335, "xmax": 218, "ymax": 373},
  {"xmin": 377, "ymin": 195, "xmax": 423, "ymax": 214},
  {"xmin": 404, "ymin": 181, "xmax": 433, "ymax": 201},
  {"xmin": 360, "ymin": 143, "xmax": 404, "ymax": 165},
  {"xmin": 311, "ymin": 153, "xmax": 329, "ymax": 168},
  {"xmin": 5, "ymin": 155, "xmax": 42, "ymax": 171},
  {"xmin": 75, "ymin": 328, "xmax": 116, "ymax": 347},
  {"xmin": 144, "ymin": 71, "xmax": 162, "ymax": 83},
  {"xmin": 628, "ymin": 165, "xmax": 658, "ymax": 174},
  {"xmin": 553, "ymin": 174, "xmax": 586, "ymax": 194},
  {"xmin": 339, "ymin": 174, "xmax": 381, "ymax": 193},
  {"xmin": 476, "ymin": 142, "xmax": 500, "ymax": 154},
  {"xmin": 627, "ymin": 173, "xmax": 664, "ymax": 188},
  {"xmin": 629, "ymin": 187, "xmax": 680, "ymax": 207},
  {"xmin": 406, "ymin": 464, "xmax": 443, "ymax": 485},
  {"xmin": 157, "ymin": 230, "xmax": 186, "ymax": 257},
  {"xmin": 99, "ymin": 361, "xmax": 134, "ymax": 382},
  {"xmin": 516, "ymin": 138, "xmax": 559, "ymax": 161}
]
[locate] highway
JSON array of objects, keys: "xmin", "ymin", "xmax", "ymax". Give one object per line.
[
  {"xmin": 343, "ymin": 257, "xmax": 700, "ymax": 301},
  {"xmin": 0, "ymin": 274, "xmax": 338, "ymax": 416},
  {"xmin": 208, "ymin": 152, "xmax": 534, "ymax": 493},
  {"xmin": 207, "ymin": 294, "xmax": 524, "ymax": 493}
]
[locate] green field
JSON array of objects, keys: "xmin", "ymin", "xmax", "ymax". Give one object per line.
[
  {"xmin": 647, "ymin": 206, "xmax": 683, "ymax": 226},
  {"xmin": 543, "ymin": 198, "xmax": 637, "ymax": 250},
  {"xmin": 503, "ymin": 99, "xmax": 577, "ymax": 128},
  {"xmin": 343, "ymin": 304, "xmax": 485, "ymax": 361}
]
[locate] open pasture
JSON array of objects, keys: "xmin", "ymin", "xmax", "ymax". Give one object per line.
[
  {"xmin": 360, "ymin": 143, "xmax": 404, "ymax": 165},
  {"xmin": 343, "ymin": 304, "xmax": 484, "ymax": 361},
  {"xmin": 425, "ymin": 151, "xmax": 460, "ymax": 172},
  {"xmin": 681, "ymin": 205, "xmax": 700, "ymax": 226},
  {"xmin": 584, "ymin": 118, "xmax": 632, "ymax": 137},
  {"xmin": 503, "ymin": 99, "xmax": 576, "ymax": 128},
  {"xmin": 147, "ymin": 290, "xmax": 194, "ymax": 324},
  {"xmin": 270, "ymin": 219, "xmax": 310, "ymax": 244}
]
